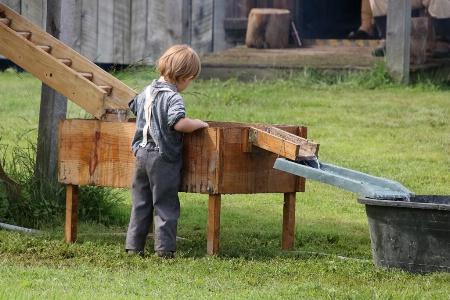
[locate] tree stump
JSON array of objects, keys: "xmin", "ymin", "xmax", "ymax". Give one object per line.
[{"xmin": 245, "ymin": 8, "xmax": 291, "ymax": 49}]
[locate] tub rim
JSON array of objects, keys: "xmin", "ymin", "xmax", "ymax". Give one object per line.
[{"xmin": 358, "ymin": 195, "xmax": 450, "ymax": 211}]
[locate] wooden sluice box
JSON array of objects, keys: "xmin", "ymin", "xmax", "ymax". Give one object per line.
[{"xmin": 59, "ymin": 119, "xmax": 319, "ymax": 255}]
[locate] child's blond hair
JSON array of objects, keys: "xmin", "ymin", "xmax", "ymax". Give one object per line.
[{"xmin": 156, "ymin": 45, "xmax": 201, "ymax": 83}]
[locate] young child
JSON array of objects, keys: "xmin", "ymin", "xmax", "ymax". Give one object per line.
[{"xmin": 125, "ymin": 45, "xmax": 209, "ymax": 258}]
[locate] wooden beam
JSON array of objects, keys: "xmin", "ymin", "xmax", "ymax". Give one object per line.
[
  {"xmin": 0, "ymin": 3, "xmax": 137, "ymax": 112},
  {"xmin": 0, "ymin": 25, "xmax": 106, "ymax": 118},
  {"xmin": 65, "ymin": 184, "xmax": 79, "ymax": 243},
  {"xmin": 282, "ymin": 192, "xmax": 295, "ymax": 250},
  {"xmin": 386, "ymin": 0, "xmax": 412, "ymax": 84},
  {"xmin": 207, "ymin": 194, "xmax": 221, "ymax": 255},
  {"xmin": 250, "ymin": 126, "xmax": 319, "ymax": 160}
]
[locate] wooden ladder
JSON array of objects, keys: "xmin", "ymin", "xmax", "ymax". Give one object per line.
[{"xmin": 0, "ymin": 3, "xmax": 137, "ymax": 121}]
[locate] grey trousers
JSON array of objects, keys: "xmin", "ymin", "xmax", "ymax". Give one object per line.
[{"xmin": 125, "ymin": 144, "xmax": 182, "ymax": 253}]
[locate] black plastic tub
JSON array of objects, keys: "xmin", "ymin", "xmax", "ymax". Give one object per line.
[{"xmin": 358, "ymin": 195, "xmax": 450, "ymax": 273}]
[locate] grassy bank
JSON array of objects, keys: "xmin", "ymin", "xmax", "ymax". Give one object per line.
[{"xmin": 0, "ymin": 66, "xmax": 449, "ymax": 299}]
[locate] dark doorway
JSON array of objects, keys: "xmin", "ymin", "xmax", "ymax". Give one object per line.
[{"xmin": 297, "ymin": 0, "xmax": 361, "ymax": 39}]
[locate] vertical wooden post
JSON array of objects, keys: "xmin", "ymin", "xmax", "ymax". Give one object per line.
[
  {"xmin": 65, "ymin": 184, "xmax": 79, "ymax": 243},
  {"xmin": 282, "ymin": 192, "xmax": 295, "ymax": 250},
  {"xmin": 386, "ymin": 0, "xmax": 412, "ymax": 84},
  {"xmin": 181, "ymin": 0, "xmax": 191, "ymax": 45},
  {"xmin": 207, "ymin": 194, "xmax": 221, "ymax": 255},
  {"xmin": 36, "ymin": 0, "xmax": 74, "ymax": 191},
  {"xmin": 213, "ymin": 0, "xmax": 233, "ymax": 52}
]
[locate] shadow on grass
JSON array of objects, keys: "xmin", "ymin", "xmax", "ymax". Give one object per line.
[
  {"xmin": 78, "ymin": 200, "xmax": 372, "ymax": 261},
  {"xmin": 0, "ymin": 196, "xmax": 372, "ymax": 265}
]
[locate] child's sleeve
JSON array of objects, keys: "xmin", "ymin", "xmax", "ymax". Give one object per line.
[
  {"xmin": 129, "ymin": 90, "xmax": 144, "ymax": 116},
  {"xmin": 167, "ymin": 95, "xmax": 186, "ymax": 130}
]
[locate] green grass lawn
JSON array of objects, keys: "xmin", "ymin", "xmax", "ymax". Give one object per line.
[{"xmin": 0, "ymin": 66, "xmax": 449, "ymax": 299}]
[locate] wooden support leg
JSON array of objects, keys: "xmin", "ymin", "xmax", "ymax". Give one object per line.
[
  {"xmin": 65, "ymin": 184, "xmax": 79, "ymax": 243},
  {"xmin": 282, "ymin": 192, "xmax": 296, "ymax": 250},
  {"xmin": 207, "ymin": 194, "xmax": 221, "ymax": 255}
]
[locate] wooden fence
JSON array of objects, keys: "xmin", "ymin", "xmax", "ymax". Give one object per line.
[{"xmin": 0, "ymin": 0, "xmax": 229, "ymax": 65}]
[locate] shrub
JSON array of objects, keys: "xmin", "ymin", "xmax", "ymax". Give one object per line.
[{"xmin": 0, "ymin": 129, "xmax": 129, "ymax": 229}]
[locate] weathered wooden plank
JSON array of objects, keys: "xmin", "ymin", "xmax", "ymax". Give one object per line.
[
  {"xmin": 81, "ymin": 0, "xmax": 98, "ymax": 62},
  {"xmin": 386, "ymin": 0, "xmax": 411, "ymax": 84},
  {"xmin": 224, "ymin": 0, "xmax": 235, "ymax": 18},
  {"xmin": 21, "ymin": 0, "xmax": 45, "ymax": 28},
  {"xmin": 265, "ymin": 126, "xmax": 319, "ymax": 157},
  {"xmin": 218, "ymin": 127, "xmax": 299, "ymax": 194},
  {"xmin": 191, "ymin": 0, "xmax": 213, "ymax": 55},
  {"xmin": 58, "ymin": 119, "xmax": 136, "ymax": 188},
  {"xmin": 97, "ymin": 0, "xmax": 114, "ymax": 64},
  {"xmin": 201, "ymin": 123, "xmax": 305, "ymax": 194},
  {"xmin": 0, "ymin": 0, "xmax": 20, "ymax": 13},
  {"xmin": 147, "ymin": 1, "xmax": 183, "ymax": 63},
  {"xmin": 181, "ymin": 0, "xmax": 191, "ymax": 45},
  {"xmin": 180, "ymin": 127, "xmax": 219, "ymax": 194},
  {"xmin": 113, "ymin": 0, "xmax": 130, "ymax": 65},
  {"xmin": 249, "ymin": 126, "xmax": 318, "ymax": 161},
  {"xmin": 59, "ymin": 119, "xmax": 100, "ymax": 185},
  {"xmin": 130, "ymin": 0, "xmax": 147, "ymax": 63},
  {"xmin": 71, "ymin": 0, "xmax": 82, "ymax": 54}
]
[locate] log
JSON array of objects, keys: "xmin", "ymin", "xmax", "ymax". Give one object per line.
[{"xmin": 245, "ymin": 8, "xmax": 291, "ymax": 49}]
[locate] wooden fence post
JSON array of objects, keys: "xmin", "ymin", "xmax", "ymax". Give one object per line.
[
  {"xmin": 35, "ymin": 0, "xmax": 73, "ymax": 191},
  {"xmin": 386, "ymin": 0, "xmax": 412, "ymax": 84}
]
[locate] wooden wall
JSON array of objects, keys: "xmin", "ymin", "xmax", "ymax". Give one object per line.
[{"xmin": 0, "ymin": 0, "xmax": 221, "ymax": 65}]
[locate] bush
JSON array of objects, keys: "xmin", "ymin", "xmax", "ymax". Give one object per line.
[{"xmin": 0, "ymin": 129, "xmax": 129, "ymax": 229}]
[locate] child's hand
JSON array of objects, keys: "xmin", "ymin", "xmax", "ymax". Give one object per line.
[{"xmin": 174, "ymin": 118, "xmax": 208, "ymax": 132}]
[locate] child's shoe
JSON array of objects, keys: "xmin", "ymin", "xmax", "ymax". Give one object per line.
[
  {"xmin": 156, "ymin": 251, "xmax": 174, "ymax": 259},
  {"xmin": 126, "ymin": 249, "xmax": 144, "ymax": 257}
]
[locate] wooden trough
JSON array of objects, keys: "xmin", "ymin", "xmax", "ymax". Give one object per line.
[{"xmin": 59, "ymin": 119, "xmax": 319, "ymax": 255}]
